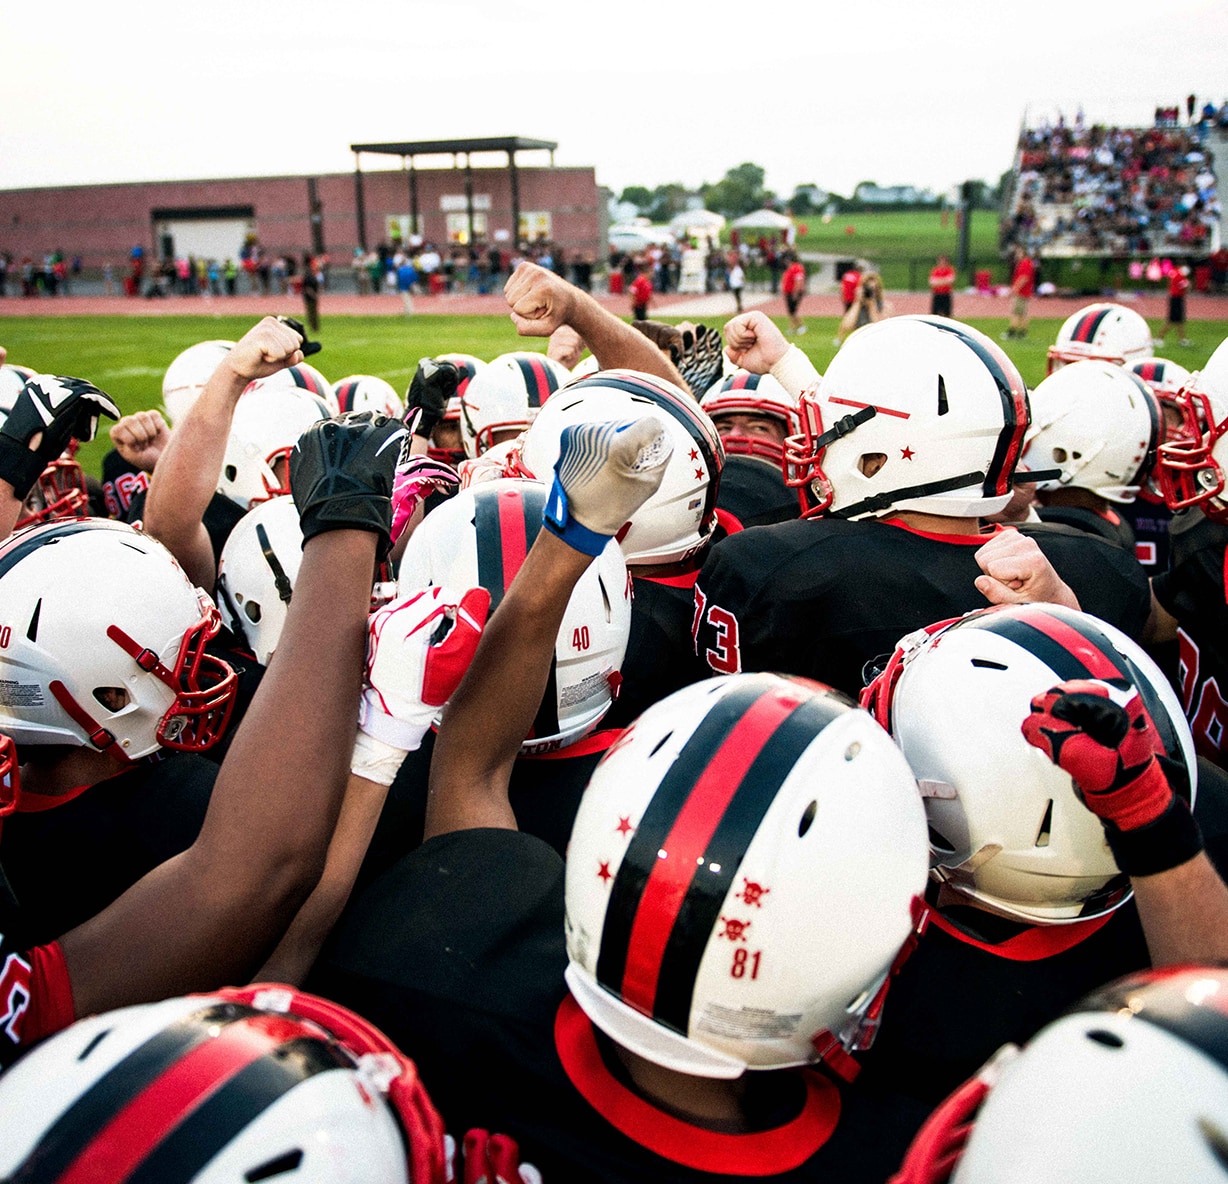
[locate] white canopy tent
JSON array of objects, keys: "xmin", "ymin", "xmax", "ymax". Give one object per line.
[{"xmin": 730, "ymin": 209, "xmax": 795, "ymax": 231}]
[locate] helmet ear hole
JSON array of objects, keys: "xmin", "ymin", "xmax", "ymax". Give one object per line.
[
  {"xmin": 93, "ymin": 687, "xmax": 129, "ymax": 712},
  {"xmin": 244, "ymin": 601, "xmax": 262, "ymax": 624},
  {"xmin": 1052, "ymin": 448, "xmax": 1068, "ymax": 463},
  {"xmin": 224, "ymin": 464, "xmax": 238, "ymax": 482},
  {"xmin": 859, "ymin": 452, "xmax": 887, "ymax": 478}
]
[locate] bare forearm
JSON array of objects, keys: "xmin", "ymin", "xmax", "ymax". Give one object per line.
[
  {"xmin": 142, "ymin": 364, "xmax": 247, "ymax": 585},
  {"xmin": 569, "ymin": 291, "xmax": 685, "ymax": 386},
  {"xmin": 426, "ymin": 532, "xmax": 591, "ymax": 838},
  {"xmin": 1133, "ymin": 852, "xmax": 1228, "ymax": 965},
  {"xmin": 255, "ymin": 773, "xmax": 389, "ymax": 985}
]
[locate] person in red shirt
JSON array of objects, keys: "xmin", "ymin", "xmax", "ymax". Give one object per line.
[
  {"xmin": 1156, "ymin": 265, "xmax": 1192, "ymax": 347},
  {"xmin": 781, "ymin": 252, "xmax": 807, "ymax": 334},
  {"xmin": 1003, "ymin": 247, "xmax": 1036, "ymax": 340},
  {"xmin": 840, "ymin": 265, "xmax": 862, "ymax": 311},
  {"xmin": 928, "ymin": 254, "xmax": 956, "ymax": 318},
  {"xmin": 629, "ymin": 263, "xmax": 653, "ymax": 321}
]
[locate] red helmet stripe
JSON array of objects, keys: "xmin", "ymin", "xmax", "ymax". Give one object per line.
[
  {"xmin": 828, "ymin": 394, "xmax": 911, "ymax": 420},
  {"xmin": 515, "ymin": 356, "xmax": 557, "ymax": 408},
  {"xmin": 597, "ymin": 678, "xmax": 846, "ymax": 1032},
  {"xmin": 473, "ymin": 484, "xmax": 541, "ymax": 611}
]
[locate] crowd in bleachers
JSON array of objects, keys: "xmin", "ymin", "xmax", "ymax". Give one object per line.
[{"xmin": 1003, "ymin": 109, "xmax": 1220, "ymax": 256}]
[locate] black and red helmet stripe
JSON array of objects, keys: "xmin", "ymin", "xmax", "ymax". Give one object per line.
[
  {"xmin": 286, "ymin": 364, "xmax": 329, "ymax": 399},
  {"xmin": 1072, "ymin": 306, "xmax": 1115, "ymax": 345},
  {"xmin": 513, "ymin": 355, "xmax": 562, "ymax": 408},
  {"xmin": 7, "ymin": 1003, "xmax": 350, "ymax": 1184},
  {"xmin": 596, "ymin": 676, "xmax": 846, "ymax": 1033},
  {"xmin": 951, "ymin": 608, "xmax": 1187, "ymax": 791},
  {"xmin": 927, "ymin": 319, "xmax": 1029, "ymax": 499},
  {"xmin": 471, "ymin": 482, "xmax": 561, "ymax": 739},
  {"xmin": 333, "ymin": 377, "xmax": 361, "ymax": 413}
]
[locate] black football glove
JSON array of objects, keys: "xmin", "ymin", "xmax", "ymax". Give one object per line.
[
  {"xmin": 404, "ymin": 358, "xmax": 459, "ymax": 439},
  {"xmin": 275, "ymin": 314, "xmax": 322, "ymax": 356},
  {"xmin": 0, "ymin": 375, "xmax": 120, "ymax": 498},
  {"xmin": 290, "ymin": 412, "xmax": 410, "ymax": 557}
]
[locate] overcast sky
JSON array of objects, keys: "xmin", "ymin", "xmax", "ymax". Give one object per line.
[{"xmin": 3, "ymin": 0, "xmax": 1226, "ymax": 202}]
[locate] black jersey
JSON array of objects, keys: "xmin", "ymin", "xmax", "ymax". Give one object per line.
[
  {"xmin": 100, "ymin": 448, "xmax": 151, "ymax": 519},
  {"xmin": 0, "ymin": 861, "xmax": 75, "ymax": 1069},
  {"xmin": 854, "ymin": 897, "xmax": 1150, "ymax": 1106},
  {"xmin": 605, "ymin": 569, "xmax": 712, "ymax": 731},
  {"xmin": 1119, "ymin": 492, "xmax": 1173, "ymax": 571},
  {"xmin": 313, "ymin": 828, "xmax": 931, "ymax": 1183},
  {"xmin": 357, "ymin": 728, "xmax": 621, "ymax": 890},
  {"xmin": 1035, "ymin": 503, "xmax": 1136, "ymax": 552},
  {"xmin": 1153, "ymin": 509, "xmax": 1228, "ymax": 767},
  {"xmin": 716, "ymin": 456, "xmax": 799, "ymax": 530},
  {"xmin": 693, "ymin": 517, "xmax": 1150, "ymax": 698},
  {"xmin": 0, "ymin": 754, "xmax": 216, "ymax": 945}
]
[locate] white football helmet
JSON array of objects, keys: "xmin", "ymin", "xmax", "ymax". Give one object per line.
[
  {"xmin": 0, "ymin": 985, "xmax": 440, "ymax": 1184},
  {"xmin": 1046, "ymin": 302, "xmax": 1153, "ymax": 373},
  {"xmin": 258, "ymin": 360, "xmax": 340, "ymax": 416},
  {"xmin": 1156, "ymin": 338, "xmax": 1228, "ymax": 519},
  {"xmin": 0, "ymin": 519, "xmax": 237, "ymax": 760},
  {"xmin": 1022, "ymin": 360, "xmax": 1161, "ymax": 503},
  {"xmin": 511, "ymin": 369, "xmax": 725, "ymax": 567},
  {"xmin": 215, "ymin": 496, "xmax": 304, "ymax": 666},
  {"xmin": 700, "ymin": 370, "xmax": 801, "ymax": 466},
  {"xmin": 570, "ymin": 354, "xmax": 601, "ymax": 381},
  {"xmin": 218, "ymin": 382, "xmax": 331, "ymax": 510},
  {"xmin": 862, "ymin": 602, "xmax": 1196, "ymax": 924},
  {"xmin": 783, "ymin": 316, "xmax": 1029, "ymax": 520},
  {"xmin": 334, "ymin": 374, "xmax": 403, "ymax": 419},
  {"xmin": 458, "ymin": 351, "xmax": 568, "ymax": 458},
  {"xmin": 397, "ymin": 478, "xmax": 631, "ymax": 753},
  {"xmin": 911, "ymin": 967, "xmax": 1228, "ymax": 1184},
  {"xmin": 161, "ymin": 340, "xmax": 234, "ymax": 424},
  {"xmin": 565, "ymin": 672, "xmax": 928, "ymax": 1078}
]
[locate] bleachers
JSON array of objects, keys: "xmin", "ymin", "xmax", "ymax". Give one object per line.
[{"xmin": 1001, "ymin": 113, "xmax": 1221, "ymax": 258}]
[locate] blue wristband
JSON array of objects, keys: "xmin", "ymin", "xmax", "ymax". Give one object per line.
[{"xmin": 542, "ymin": 473, "xmax": 611, "ymax": 557}]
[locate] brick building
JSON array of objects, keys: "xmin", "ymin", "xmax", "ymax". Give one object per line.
[{"xmin": 0, "ymin": 137, "xmax": 603, "ymax": 278}]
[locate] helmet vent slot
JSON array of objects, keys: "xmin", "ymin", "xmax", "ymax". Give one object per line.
[
  {"xmin": 77, "ymin": 1028, "xmax": 111, "ymax": 1061},
  {"xmin": 798, "ymin": 799, "xmax": 818, "ymax": 837},
  {"xmin": 649, "ymin": 732, "xmax": 673, "ymax": 758},
  {"xmin": 1197, "ymin": 1117, "xmax": 1228, "ymax": 1170},
  {"xmin": 597, "ymin": 573, "xmax": 612, "ymax": 623},
  {"xmin": 26, "ymin": 597, "xmax": 41, "ymax": 642},
  {"xmin": 936, "ymin": 374, "xmax": 949, "ymax": 416},
  {"xmin": 928, "ymin": 826, "xmax": 956, "ymax": 854},
  {"xmin": 1035, "ymin": 799, "xmax": 1054, "ymax": 847},
  {"xmin": 245, "ymin": 1149, "xmax": 305, "ymax": 1181},
  {"xmin": 970, "ymin": 658, "xmax": 1008, "ymax": 670},
  {"xmin": 1085, "ymin": 1029, "xmax": 1124, "ymax": 1049}
]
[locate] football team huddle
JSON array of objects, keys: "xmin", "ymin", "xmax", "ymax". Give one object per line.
[{"xmin": 1, "ymin": 261, "xmax": 1228, "ymax": 1182}]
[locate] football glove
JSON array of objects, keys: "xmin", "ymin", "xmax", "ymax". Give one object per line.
[
  {"xmin": 290, "ymin": 412, "xmax": 409, "ymax": 556},
  {"xmin": 0, "ymin": 375, "xmax": 119, "ymax": 498},
  {"xmin": 542, "ymin": 416, "xmax": 672, "ymax": 556}
]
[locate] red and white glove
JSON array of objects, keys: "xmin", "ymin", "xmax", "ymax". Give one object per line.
[
  {"xmin": 390, "ymin": 454, "xmax": 459, "ymax": 543},
  {"xmin": 1022, "ymin": 678, "xmax": 1201, "ymax": 875},
  {"xmin": 446, "ymin": 1129, "xmax": 541, "ymax": 1184},
  {"xmin": 350, "ymin": 585, "xmax": 490, "ymax": 784}
]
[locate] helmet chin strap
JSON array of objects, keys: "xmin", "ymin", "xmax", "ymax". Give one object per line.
[
  {"xmin": 832, "ymin": 470, "xmax": 988, "ymax": 519},
  {"xmin": 47, "ymin": 680, "xmax": 132, "ymax": 764}
]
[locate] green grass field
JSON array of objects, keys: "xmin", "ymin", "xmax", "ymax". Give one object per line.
[
  {"xmin": 789, "ymin": 209, "xmax": 1003, "ymax": 290},
  {"xmin": 5, "ymin": 312, "xmax": 1226, "ymax": 480}
]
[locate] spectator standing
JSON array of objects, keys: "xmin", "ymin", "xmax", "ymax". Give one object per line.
[
  {"xmin": 1156, "ymin": 265, "xmax": 1192, "ymax": 347},
  {"xmin": 301, "ymin": 252, "xmax": 320, "ymax": 333},
  {"xmin": 728, "ymin": 256, "xmax": 745, "ymax": 313},
  {"xmin": 928, "ymin": 253, "xmax": 956, "ymax": 317},
  {"xmin": 840, "ymin": 264, "xmax": 861, "ymax": 311},
  {"xmin": 224, "ymin": 259, "xmax": 238, "ymax": 296},
  {"xmin": 396, "ymin": 253, "xmax": 418, "ymax": 316},
  {"xmin": 629, "ymin": 262, "xmax": 653, "ymax": 320},
  {"xmin": 1003, "ymin": 246, "xmax": 1036, "ymax": 339},
  {"xmin": 781, "ymin": 251, "xmax": 807, "ymax": 334},
  {"xmin": 835, "ymin": 270, "xmax": 893, "ymax": 346}
]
